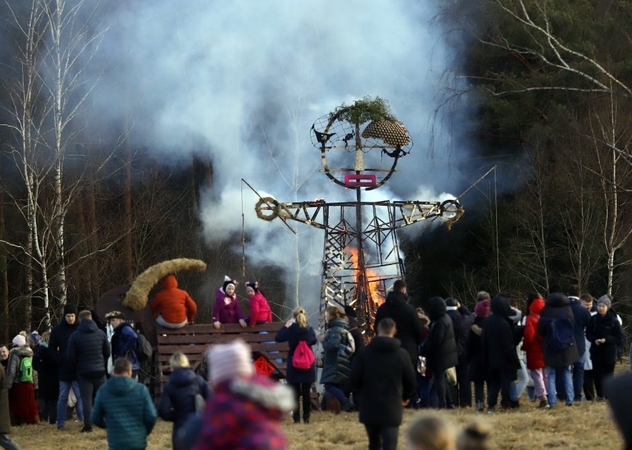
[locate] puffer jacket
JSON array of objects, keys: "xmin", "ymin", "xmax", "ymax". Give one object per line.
[
  {"xmin": 320, "ymin": 318, "xmax": 352, "ymax": 385},
  {"xmin": 92, "ymin": 376, "xmax": 157, "ymax": 450},
  {"xmin": 537, "ymin": 292, "xmax": 579, "ymax": 367},
  {"xmin": 158, "ymin": 368, "xmax": 211, "ymax": 436},
  {"xmin": 151, "ymin": 275, "xmax": 198, "ymax": 324},
  {"xmin": 522, "ymin": 298, "xmax": 545, "ymax": 370},
  {"xmin": 421, "ymin": 297, "xmax": 458, "ymax": 372},
  {"xmin": 6, "ymin": 346, "xmax": 34, "ymax": 389},
  {"xmin": 67, "ymin": 319, "xmax": 110, "ymax": 377},
  {"xmin": 248, "ymin": 291, "xmax": 272, "ymax": 326},
  {"xmin": 212, "ymin": 287, "xmax": 244, "ymax": 324},
  {"xmin": 193, "ymin": 375, "xmax": 293, "ymax": 450}
]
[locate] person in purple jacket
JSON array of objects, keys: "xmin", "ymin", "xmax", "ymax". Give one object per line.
[{"xmin": 212, "ymin": 276, "xmax": 246, "ymax": 330}]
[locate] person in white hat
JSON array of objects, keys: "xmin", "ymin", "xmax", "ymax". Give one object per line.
[{"xmin": 192, "ymin": 340, "xmax": 294, "ymax": 450}]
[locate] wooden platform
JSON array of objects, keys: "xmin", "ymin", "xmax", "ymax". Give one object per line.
[{"xmin": 154, "ymin": 322, "xmax": 287, "ymax": 400}]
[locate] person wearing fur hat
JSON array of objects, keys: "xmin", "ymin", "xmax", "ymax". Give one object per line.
[
  {"xmin": 151, "ymin": 274, "xmax": 198, "ymax": 329},
  {"xmin": 212, "ymin": 276, "xmax": 246, "ymax": 330},
  {"xmin": 586, "ymin": 295, "xmax": 625, "ymax": 400},
  {"xmin": 244, "ymin": 281, "xmax": 272, "ymax": 326},
  {"xmin": 6, "ymin": 334, "xmax": 39, "ymax": 425},
  {"xmin": 193, "ymin": 340, "xmax": 294, "ymax": 450},
  {"xmin": 49, "ymin": 303, "xmax": 83, "ymax": 429}
]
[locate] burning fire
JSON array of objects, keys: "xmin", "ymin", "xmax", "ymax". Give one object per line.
[{"xmin": 346, "ymin": 247, "xmax": 385, "ymax": 307}]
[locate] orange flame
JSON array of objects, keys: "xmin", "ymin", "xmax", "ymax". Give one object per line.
[{"xmin": 346, "ymin": 247, "xmax": 385, "ymax": 307}]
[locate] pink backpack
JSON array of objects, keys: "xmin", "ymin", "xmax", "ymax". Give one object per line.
[{"xmin": 292, "ymin": 340, "xmax": 315, "ymax": 370}]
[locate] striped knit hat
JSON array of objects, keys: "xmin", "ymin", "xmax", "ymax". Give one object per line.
[{"xmin": 208, "ymin": 340, "xmax": 254, "ymax": 385}]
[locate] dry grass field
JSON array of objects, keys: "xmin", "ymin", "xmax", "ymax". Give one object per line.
[{"xmin": 9, "ymin": 396, "xmax": 623, "ymax": 449}]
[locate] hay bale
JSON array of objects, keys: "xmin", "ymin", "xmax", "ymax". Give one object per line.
[{"xmin": 122, "ymin": 258, "xmax": 207, "ymax": 311}]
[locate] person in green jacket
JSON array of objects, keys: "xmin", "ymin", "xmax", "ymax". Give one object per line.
[{"xmin": 92, "ymin": 358, "xmax": 157, "ymax": 450}]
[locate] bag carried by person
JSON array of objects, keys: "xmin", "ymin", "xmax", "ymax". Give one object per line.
[
  {"xmin": 194, "ymin": 393, "xmax": 206, "ymax": 414},
  {"xmin": 546, "ymin": 310, "xmax": 575, "ymax": 352},
  {"xmin": 416, "ymin": 356, "xmax": 427, "ymax": 376},
  {"xmin": 136, "ymin": 332, "xmax": 153, "ymax": 361},
  {"xmin": 292, "ymin": 340, "xmax": 315, "ymax": 370},
  {"xmin": 446, "ymin": 366, "xmax": 457, "ymax": 386},
  {"xmin": 338, "ymin": 330, "xmax": 356, "ymax": 357},
  {"xmin": 18, "ymin": 356, "xmax": 34, "ymax": 383}
]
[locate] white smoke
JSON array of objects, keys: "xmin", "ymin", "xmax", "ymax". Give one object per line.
[{"xmin": 88, "ymin": 0, "xmax": 468, "ymax": 319}]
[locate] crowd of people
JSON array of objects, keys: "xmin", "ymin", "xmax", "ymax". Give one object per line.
[{"xmin": 1, "ymin": 274, "xmax": 631, "ymax": 450}]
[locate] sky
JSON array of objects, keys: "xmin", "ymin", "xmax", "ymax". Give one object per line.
[{"xmin": 87, "ymin": 0, "xmax": 472, "ymax": 320}]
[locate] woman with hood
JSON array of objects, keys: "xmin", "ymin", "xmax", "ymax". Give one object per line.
[
  {"xmin": 158, "ymin": 351, "xmax": 212, "ymax": 449},
  {"xmin": 320, "ymin": 306, "xmax": 354, "ymax": 412},
  {"xmin": 586, "ymin": 295, "xmax": 625, "ymax": 400},
  {"xmin": 6, "ymin": 334, "xmax": 39, "ymax": 425},
  {"xmin": 481, "ymin": 296, "xmax": 520, "ymax": 412},
  {"xmin": 150, "ymin": 275, "xmax": 198, "ymax": 329},
  {"xmin": 522, "ymin": 293, "xmax": 548, "ymax": 408},
  {"xmin": 421, "ymin": 296, "xmax": 458, "ymax": 409},
  {"xmin": 275, "ymin": 306, "xmax": 317, "ymax": 424},
  {"xmin": 212, "ymin": 276, "xmax": 246, "ymax": 329}
]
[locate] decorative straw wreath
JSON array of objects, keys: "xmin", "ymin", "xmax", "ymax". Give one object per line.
[{"xmin": 122, "ymin": 258, "xmax": 207, "ymax": 311}]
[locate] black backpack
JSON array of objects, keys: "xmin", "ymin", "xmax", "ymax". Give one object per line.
[{"xmin": 135, "ymin": 332, "xmax": 153, "ymax": 361}]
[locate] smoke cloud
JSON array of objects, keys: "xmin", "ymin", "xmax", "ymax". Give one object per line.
[{"xmin": 88, "ymin": 0, "xmax": 470, "ymax": 319}]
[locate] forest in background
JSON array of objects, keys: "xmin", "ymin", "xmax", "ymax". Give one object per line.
[{"xmin": 1, "ymin": 0, "xmax": 632, "ymax": 340}]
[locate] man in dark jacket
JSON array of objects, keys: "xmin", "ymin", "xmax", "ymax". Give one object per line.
[
  {"xmin": 421, "ymin": 296, "xmax": 458, "ymax": 409},
  {"xmin": 374, "ymin": 280, "xmax": 423, "ymax": 368},
  {"xmin": 567, "ymin": 285, "xmax": 591, "ymax": 402},
  {"xmin": 350, "ymin": 318, "xmax": 416, "ymax": 450},
  {"xmin": 107, "ymin": 311, "xmax": 140, "ymax": 378},
  {"xmin": 445, "ymin": 297, "xmax": 474, "ymax": 408},
  {"xmin": 537, "ymin": 292, "xmax": 579, "ymax": 407},
  {"xmin": 68, "ymin": 310, "xmax": 110, "ymax": 432},
  {"xmin": 49, "ymin": 303, "xmax": 83, "ymax": 429},
  {"xmin": 481, "ymin": 296, "xmax": 520, "ymax": 412}
]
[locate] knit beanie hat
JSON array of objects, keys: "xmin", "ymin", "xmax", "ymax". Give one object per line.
[
  {"xmin": 28, "ymin": 331, "xmax": 41, "ymax": 345},
  {"xmin": 12, "ymin": 334, "xmax": 26, "ymax": 347},
  {"xmin": 597, "ymin": 295, "xmax": 612, "ymax": 309},
  {"xmin": 474, "ymin": 299, "xmax": 491, "ymax": 318},
  {"xmin": 63, "ymin": 303, "xmax": 77, "ymax": 316},
  {"xmin": 208, "ymin": 340, "xmax": 254, "ymax": 385}
]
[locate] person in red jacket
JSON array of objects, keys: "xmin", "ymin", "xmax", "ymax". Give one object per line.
[
  {"xmin": 522, "ymin": 293, "xmax": 548, "ymax": 408},
  {"xmin": 245, "ymin": 281, "xmax": 272, "ymax": 326},
  {"xmin": 150, "ymin": 275, "xmax": 198, "ymax": 329}
]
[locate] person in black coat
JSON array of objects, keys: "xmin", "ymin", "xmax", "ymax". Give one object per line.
[
  {"xmin": 445, "ymin": 298, "xmax": 475, "ymax": 408},
  {"xmin": 466, "ymin": 298, "xmax": 490, "ymax": 411},
  {"xmin": 481, "ymin": 296, "xmax": 519, "ymax": 412},
  {"xmin": 374, "ymin": 280, "xmax": 423, "ymax": 369},
  {"xmin": 567, "ymin": 285, "xmax": 591, "ymax": 402},
  {"xmin": 350, "ymin": 318, "xmax": 416, "ymax": 450},
  {"xmin": 67, "ymin": 310, "xmax": 110, "ymax": 432},
  {"xmin": 158, "ymin": 351, "xmax": 211, "ymax": 448},
  {"xmin": 48, "ymin": 303, "xmax": 83, "ymax": 429},
  {"xmin": 420, "ymin": 296, "xmax": 458, "ymax": 409},
  {"xmin": 32, "ymin": 331, "xmax": 59, "ymax": 424},
  {"xmin": 275, "ymin": 306, "xmax": 317, "ymax": 424},
  {"xmin": 537, "ymin": 292, "xmax": 579, "ymax": 407},
  {"xmin": 586, "ymin": 296, "xmax": 625, "ymax": 400}
]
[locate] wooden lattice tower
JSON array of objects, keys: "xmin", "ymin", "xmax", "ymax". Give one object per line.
[{"xmin": 252, "ymin": 98, "xmax": 464, "ymax": 336}]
